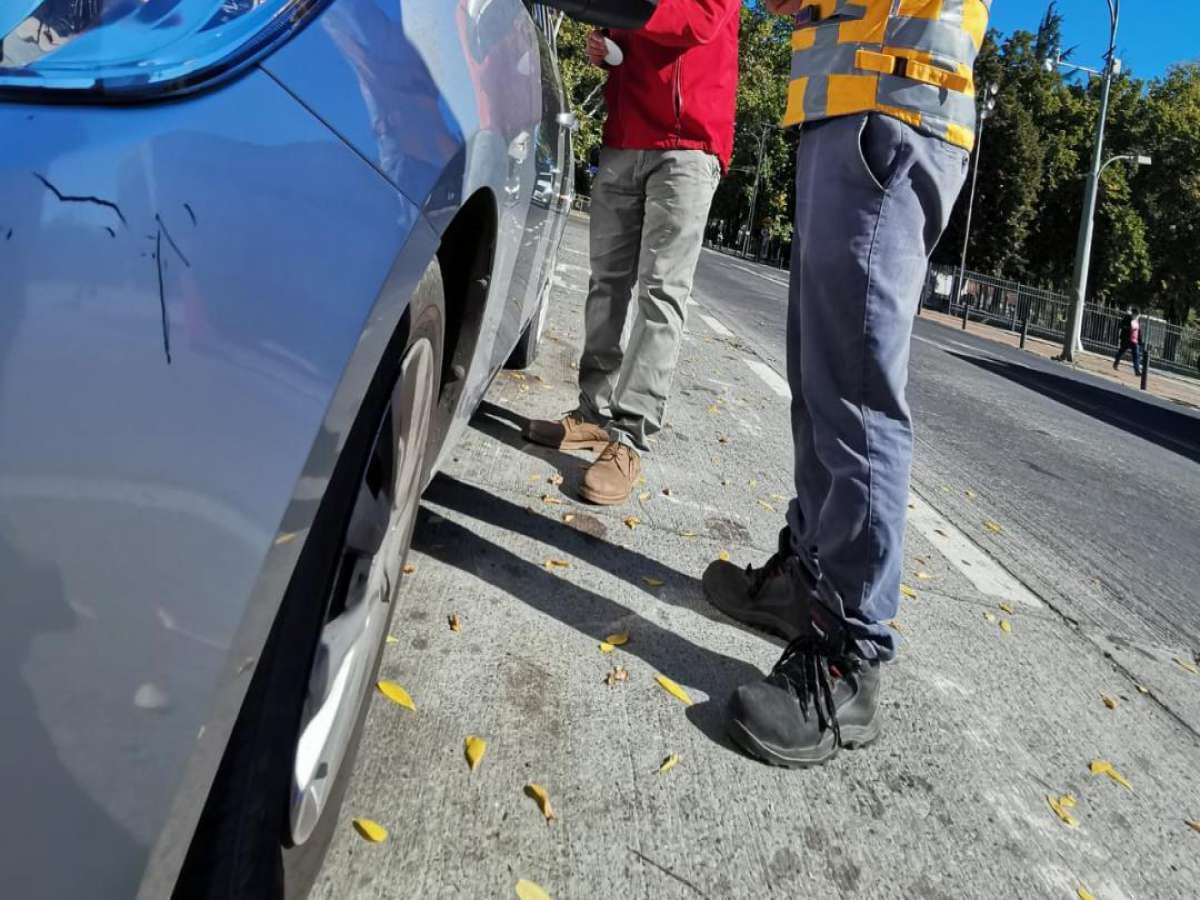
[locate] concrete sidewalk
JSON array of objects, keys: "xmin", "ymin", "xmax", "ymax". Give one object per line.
[
  {"xmin": 919, "ymin": 308, "xmax": 1200, "ymax": 411},
  {"xmin": 313, "ymin": 220, "xmax": 1200, "ymax": 900}
]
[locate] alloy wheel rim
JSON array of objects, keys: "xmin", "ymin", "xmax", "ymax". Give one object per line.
[{"xmin": 289, "ymin": 336, "xmax": 435, "ymax": 846}]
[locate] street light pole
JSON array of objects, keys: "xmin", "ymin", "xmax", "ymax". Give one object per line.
[
  {"xmin": 1057, "ymin": 0, "xmax": 1120, "ymax": 362},
  {"xmin": 742, "ymin": 124, "xmax": 770, "ymax": 257},
  {"xmin": 955, "ymin": 83, "xmax": 999, "ymax": 308}
]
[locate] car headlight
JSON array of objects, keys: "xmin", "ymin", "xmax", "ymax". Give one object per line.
[{"xmin": 0, "ymin": 0, "xmax": 329, "ymax": 101}]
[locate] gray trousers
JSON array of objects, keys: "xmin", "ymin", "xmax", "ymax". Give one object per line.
[
  {"xmin": 578, "ymin": 148, "xmax": 720, "ymax": 451},
  {"xmin": 785, "ymin": 113, "xmax": 969, "ymax": 661}
]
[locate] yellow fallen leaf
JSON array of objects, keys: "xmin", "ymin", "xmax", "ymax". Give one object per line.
[
  {"xmin": 718, "ymin": 550, "xmax": 730, "ymax": 562},
  {"xmin": 352, "ymin": 818, "xmax": 388, "ymax": 842},
  {"xmin": 464, "ymin": 735, "xmax": 486, "ymax": 771},
  {"xmin": 915, "ymin": 571, "xmax": 931, "ymax": 580},
  {"xmin": 448, "ymin": 613, "xmax": 462, "ymax": 633},
  {"xmin": 900, "ymin": 584, "xmax": 917, "ymax": 599},
  {"xmin": 984, "ymin": 520, "xmax": 1003, "ymax": 534},
  {"xmin": 757, "ymin": 499, "xmax": 775, "ymax": 513},
  {"xmin": 984, "ymin": 612, "xmax": 996, "ymax": 623},
  {"xmin": 386, "ymin": 634, "xmax": 399, "ymax": 645},
  {"xmin": 541, "ymin": 494, "xmax": 563, "ymax": 505},
  {"xmin": 376, "ymin": 681, "xmax": 415, "ymax": 711},
  {"xmin": 1047, "ymin": 794, "xmax": 1078, "ymax": 827},
  {"xmin": 1186, "ymin": 820, "xmax": 1200, "ymax": 834},
  {"xmin": 509, "ymin": 372, "xmax": 526, "ymax": 381},
  {"xmin": 998, "ymin": 602, "xmax": 1015, "ymax": 614},
  {"xmin": 680, "ymin": 530, "xmax": 698, "ymax": 539},
  {"xmin": 642, "ymin": 576, "xmax": 665, "ymax": 588},
  {"xmin": 562, "ymin": 513, "xmax": 576, "ymax": 523},
  {"xmin": 707, "ymin": 403, "xmax": 720, "ymax": 414},
  {"xmin": 598, "ymin": 642, "xmax": 615, "ymax": 654},
  {"xmin": 544, "ymin": 558, "xmax": 570, "ymax": 570},
  {"xmin": 515, "ymin": 880, "xmax": 550, "ymax": 900},
  {"xmin": 524, "ymin": 784, "xmax": 556, "ymax": 822},
  {"xmin": 1136, "ymin": 683, "xmax": 1149, "ymax": 694},
  {"xmin": 655, "ymin": 674, "xmax": 693, "ymax": 706},
  {"xmin": 658, "ymin": 753, "xmax": 680, "ymax": 774},
  {"xmin": 1102, "ymin": 694, "xmax": 1118, "ymax": 710},
  {"xmin": 1077, "ymin": 887, "xmax": 1094, "ymax": 900},
  {"xmin": 604, "ymin": 632, "xmax": 629, "ymax": 646},
  {"xmin": 1173, "ymin": 657, "xmax": 1199, "ymax": 675},
  {"xmin": 965, "ymin": 489, "xmax": 977, "ymax": 499},
  {"xmin": 1089, "ymin": 759, "xmax": 1132, "ymax": 790},
  {"xmin": 638, "ymin": 491, "xmax": 651, "ymax": 502},
  {"xmin": 402, "ymin": 564, "xmax": 416, "ymax": 575},
  {"xmin": 999, "ymin": 619, "xmax": 1012, "ymax": 634},
  {"xmin": 624, "ymin": 516, "xmax": 640, "ymax": 529}
]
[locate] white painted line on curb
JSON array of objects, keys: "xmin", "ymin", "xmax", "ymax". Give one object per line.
[
  {"xmin": 744, "ymin": 359, "xmax": 791, "ymax": 399},
  {"xmin": 907, "ymin": 492, "xmax": 1044, "ymax": 609},
  {"xmin": 699, "ymin": 313, "xmax": 734, "ymax": 338}
]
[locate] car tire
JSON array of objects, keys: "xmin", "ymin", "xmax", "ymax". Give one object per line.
[
  {"xmin": 175, "ymin": 259, "xmax": 445, "ymax": 900},
  {"xmin": 506, "ymin": 261, "xmax": 554, "ymax": 370}
]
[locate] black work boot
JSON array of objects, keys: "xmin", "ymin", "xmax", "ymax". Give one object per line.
[
  {"xmin": 727, "ymin": 582, "xmax": 881, "ymax": 767},
  {"xmin": 702, "ymin": 528, "xmax": 812, "ymax": 641}
]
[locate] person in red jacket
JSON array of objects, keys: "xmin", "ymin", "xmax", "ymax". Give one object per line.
[{"xmin": 524, "ymin": 0, "xmax": 739, "ymax": 504}]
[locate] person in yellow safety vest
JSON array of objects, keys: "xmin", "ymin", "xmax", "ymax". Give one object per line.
[{"xmin": 703, "ymin": 0, "xmax": 990, "ymax": 768}]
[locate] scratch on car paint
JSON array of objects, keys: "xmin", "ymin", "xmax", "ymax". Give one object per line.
[
  {"xmin": 183, "ymin": 202, "xmax": 197, "ymax": 226},
  {"xmin": 155, "ymin": 213, "xmax": 191, "ymax": 267},
  {"xmin": 104, "ymin": 226, "xmax": 116, "ymax": 238},
  {"xmin": 33, "ymin": 173, "xmax": 127, "ymax": 226},
  {"xmin": 155, "ymin": 230, "xmax": 172, "ymax": 365}
]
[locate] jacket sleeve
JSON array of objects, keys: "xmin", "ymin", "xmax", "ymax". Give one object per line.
[{"xmin": 634, "ymin": 0, "xmax": 740, "ymax": 47}]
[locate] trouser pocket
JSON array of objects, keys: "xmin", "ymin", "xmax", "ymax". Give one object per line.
[{"xmin": 856, "ymin": 113, "xmax": 906, "ymax": 193}]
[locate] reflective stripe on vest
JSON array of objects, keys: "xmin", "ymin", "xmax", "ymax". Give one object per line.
[{"xmin": 782, "ymin": 0, "xmax": 990, "ymax": 150}]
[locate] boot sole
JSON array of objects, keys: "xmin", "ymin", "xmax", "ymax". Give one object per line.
[
  {"xmin": 577, "ymin": 483, "xmax": 631, "ymax": 506},
  {"xmin": 728, "ymin": 718, "xmax": 881, "ymax": 769}
]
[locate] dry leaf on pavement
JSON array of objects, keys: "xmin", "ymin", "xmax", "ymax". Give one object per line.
[
  {"xmin": 655, "ymin": 674, "xmax": 693, "ymax": 706},
  {"xmin": 984, "ymin": 520, "xmax": 1003, "ymax": 534},
  {"xmin": 1089, "ymin": 759, "xmax": 1132, "ymax": 790},
  {"xmin": 718, "ymin": 550, "xmax": 730, "ymax": 562},
  {"xmin": 915, "ymin": 571, "xmax": 931, "ymax": 581},
  {"xmin": 998, "ymin": 602, "xmax": 1015, "ymax": 614},
  {"xmin": 707, "ymin": 403, "xmax": 720, "ymax": 414},
  {"xmin": 1173, "ymin": 657, "xmax": 1199, "ymax": 675},
  {"xmin": 464, "ymin": 735, "xmax": 486, "ymax": 771},
  {"xmin": 547, "ymin": 473, "xmax": 564, "ymax": 486},
  {"xmin": 1077, "ymin": 888, "xmax": 1094, "ymax": 900},
  {"xmin": 386, "ymin": 634, "xmax": 399, "ymax": 645},
  {"xmin": 638, "ymin": 491, "xmax": 651, "ymax": 502},
  {"xmin": 605, "ymin": 632, "xmax": 629, "ymax": 647},
  {"xmin": 900, "ymin": 584, "xmax": 917, "ymax": 599},
  {"xmin": 515, "ymin": 880, "xmax": 551, "ymax": 900},
  {"xmin": 658, "ymin": 753, "xmax": 680, "ymax": 774},
  {"xmin": 563, "ymin": 513, "xmax": 575, "ymax": 523},
  {"xmin": 528, "ymin": 473, "xmax": 543, "ymax": 483},
  {"xmin": 376, "ymin": 681, "xmax": 415, "ymax": 711},
  {"xmin": 402, "ymin": 564, "xmax": 416, "ymax": 575},
  {"xmin": 1186, "ymin": 820, "xmax": 1200, "ymax": 834},
  {"xmin": 757, "ymin": 499, "xmax": 775, "ymax": 513},
  {"xmin": 680, "ymin": 530, "xmax": 698, "ymax": 539},
  {"xmin": 1047, "ymin": 794, "xmax": 1079, "ymax": 827},
  {"xmin": 888, "ymin": 620, "xmax": 905, "ymax": 634},
  {"xmin": 642, "ymin": 576, "xmax": 665, "ymax": 588},
  {"xmin": 965, "ymin": 489, "xmax": 977, "ymax": 499},
  {"xmin": 624, "ymin": 516, "xmax": 640, "ymax": 530},
  {"xmin": 598, "ymin": 642, "xmax": 615, "ymax": 654},
  {"xmin": 999, "ymin": 620, "xmax": 1012, "ymax": 634},
  {"xmin": 541, "ymin": 494, "xmax": 563, "ymax": 505},
  {"xmin": 544, "ymin": 558, "xmax": 570, "ymax": 570},
  {"xmin": 1102, "ymin": 694, "xmax": 1118, "ymax": 710},
  {"xmin": 1136, "ymin": 683, "xmax": 1150, "ymax": 694},
  {"xmin": 524, "ymin": 784, "xmax": 556, "ymax": 822},
  {"xmin": 604, "ymin": 665, "xmax": 629, "ymax": 687},
  {"xmin": 352, "ymin": 818, "xmax": 388, "ymax": 843},
  {"xmin": 448, "ymin": 613, "xmax": 462, "ymax": 633},
  {"xmin": 662, "ymin": 487, "xmax": 673, "ymax": 496},
  {"xmin": 984, "ymin": 612, "xmax": 997, "ymax": 623}
]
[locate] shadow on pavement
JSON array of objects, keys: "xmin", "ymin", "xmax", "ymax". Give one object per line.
[
  {"xmin": 470, "ymin": 401, "xmax": 592, "ymax": 497},
  {"xmin": 950, "ymin": 352, "xmax": 1200, "ymax": 465}
]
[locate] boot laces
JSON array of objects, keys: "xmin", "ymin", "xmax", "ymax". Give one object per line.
[{"xmin": 768, "ymin": 636, "xmax": 849, "ymax": 747}]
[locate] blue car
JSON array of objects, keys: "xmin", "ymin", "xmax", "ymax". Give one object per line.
[{"xmin": 0, "ymin": 0, "xmax": 652, "ymax": 896}]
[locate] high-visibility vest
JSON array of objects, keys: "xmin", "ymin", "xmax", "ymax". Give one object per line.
[{"xmin": 782, "ymin": 0, "xmax": 991, "ymax": 150}]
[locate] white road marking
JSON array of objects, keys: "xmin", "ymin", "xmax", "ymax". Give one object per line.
[
  {"xmin": 907, "ymin": 492, "xmax": 1044, "ymax": 609},
  {"xmin": 744, "ymin": 359, "xmax": 791, "ymax": 399},
  {"xmin": 698, "ymin": 313, "xmax": 734, "ymax": 338}
]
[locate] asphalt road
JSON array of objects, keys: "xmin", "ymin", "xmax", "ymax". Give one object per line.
[
  {"xmin": 692, "ymin": 247, "xmax": 1200, "ymax": 655},
  {"xmin": 313, "ymin": 217, "xmax": 1200, "ymax": 899}
]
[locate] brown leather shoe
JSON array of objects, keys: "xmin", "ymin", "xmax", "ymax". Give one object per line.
[
  {"xmin": 523, "ymin": 414, "xmax": 610, "ymax": 451},
  {"xmin": 579, "ymin": 441, "xmax": 641, "ymax": 505}
]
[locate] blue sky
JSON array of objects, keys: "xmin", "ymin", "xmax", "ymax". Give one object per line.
[{"xmin": 989, "ymin": 1, "xmax": 1198, "ymax": 81}]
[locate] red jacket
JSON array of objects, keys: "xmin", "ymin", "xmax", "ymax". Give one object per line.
[{"xmin": 603, "ymin": 0, "xmax": 740, "ymax": 171}]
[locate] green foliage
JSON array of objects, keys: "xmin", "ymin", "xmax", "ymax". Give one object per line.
[{"xmin": 554, "ymin": 2, "xmax": 1200, "ymax": 322}]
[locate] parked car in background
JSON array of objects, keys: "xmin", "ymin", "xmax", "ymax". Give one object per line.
[{"xmin": 0, "ymin": 0, "xmax": 651, "ymax": 896}]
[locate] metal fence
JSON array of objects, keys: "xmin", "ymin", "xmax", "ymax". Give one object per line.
[{"xmin": 921, "ymin": 264, "xmax": 1200, "ymax": 378}]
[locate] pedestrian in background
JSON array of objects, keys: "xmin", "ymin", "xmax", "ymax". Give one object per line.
[
  {"xmin": 705, "ymin": 0, "xmax": 989, "ymax": 768},
  {"xmin": 1113, "ymin": 306, "xmax": 1143, "ymax": 376},
  {"xmin": 522, "ymin": 0, "xmax": 740, "ymax": 505}
]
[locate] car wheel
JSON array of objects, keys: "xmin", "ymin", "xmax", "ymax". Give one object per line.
[
  {"xmin": 506, "ymin": 259, "xmax": 554, "ymax": 370},
  {"xmin": 176, "ymin": 260, "xmax": 445, "ymax": 900}
]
